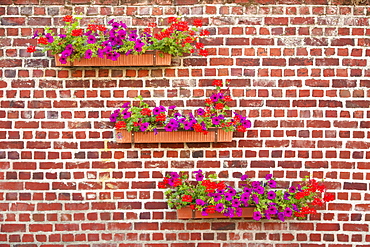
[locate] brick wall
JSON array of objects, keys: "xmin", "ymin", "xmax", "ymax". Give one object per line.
[{"xmin": 1, "ymin": 0, "xmax": 370, "ymax": 246}]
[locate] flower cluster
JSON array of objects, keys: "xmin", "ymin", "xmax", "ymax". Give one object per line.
[
  {"xmin": 27, "ymin": 16, "xmax": 209, "ymax": 64},
  {"xmin": 110, "ymin": 80, "xmax": 252, "ymax": 134},
  {"xmin": 159, "ymin": 170, "xmax": 335, "ymax": 221}
]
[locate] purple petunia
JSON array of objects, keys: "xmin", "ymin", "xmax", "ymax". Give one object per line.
[
  {"xmin": 59, "ymin": 56, "xmax": 67, "ymax": 64},
  {"xmin": 265, "ymin": 174, "xmax": 273, "ymax": 180},
  {"xmin": 254, "ymin": 186, "xmax": 265, "ymax": 195},
  {"xmin": 212, "ymin": 117, "xmax": 220, "ymax": 125},
  {"xmin": 243, "ymin": 187, "xmax": 252, "ymax": 194},
  {"xmin": 292, "ymin": 204, "xmax": 299, "ymax": 211},
  {"xmin": 121, "ymin": 102, "xmax": 130, "ymax": 108},
  {"xmin": 251, "ymin": 181, "xmax": 261, "ymax": 188},
  {"xmin": 253, "ymin": 211, "xmax": 262, "ymax": 221},
  {"xmin": 235, "ymin": 207, "xmax": 243, "ymax": 217},
  {"xmin": 284, "ymin": 207, "xmax": 293, "ymax": 217},
  {"xmin": 216, "ymin": 203, "xmax": 224, "ymax": 213},
  {"xmin": 267, "ymin": 191, "xmax": 276, "ymax": 200},
  {"xmin": 213, "ymin": 194, "xmax": 222, "ymax": 202},
  {"xmin": 224, "ymin": 193, "xmax": 233, "ymax": 201},
  {"xmin": 164, "ymin": 124, "xmax": 174, "ymax": 132},
  {"xmin": 266, "ymin": 206, "xmax": 277, "ymax": 215},
  {"xmin": 231, "ymin": 199, "xmax": 241, "ymax": 208},
  {"xmin": 268, "ymin": 179, "xmax": 277, "ymax": 188},
  {"xmin": 195, "ymin": 173, "xmax": 204, "ymax": 182},
  {"xmin": 87, "ymin": 35, "xmax": 96, "ymax": 44},
  {"xmin": 45, "ymin": 33, "xmax": 54, "ymax": 43},
  {"xmin": 152, "ymin": 107, "xmax": 161, "ymax": 115},
  {"xmin": 140, "ymin": 122, "xmax": 149, "ymax": 132},
  {"xmin": 169, "ymin": 105, "xmax": 176, "ymax": 110},
  {"xmin": 197, "ymin": 108, "xmax": 205, "ymax": 116},
  {"xmin": 283, "ymin": 192, "xmax": 290, "ymax": 200},
  {"xmin": 84, "ymin": 49, "xmax": 93, "ymax": 59},
  {"xmin": 240, "ymin": 192, "xmax": 250, "ymax": 201},
  {"xmin": 277, "ymin": 212, "xmax": 285, "ymax": 222},
  {"xmin": 240, "ymin": 174, "xmax": 248, "ymax": 181},
  {"xmin": 170, "ymin": 172, "xmax": 179, "ymax": 179},
  {"xmin": 252, "ymin": 194, "xmax": 259, "ymax": 204},
  {"xmin": 196, "ymin": 199, "xmax": 205, "ymax": 206},
  {"xmin": 289, "ymin": 186, "xmax": 296, "ymax": 193},
  {"xmin": 122, "ymin": 111, "xmax": 131, "ymax": 119}
]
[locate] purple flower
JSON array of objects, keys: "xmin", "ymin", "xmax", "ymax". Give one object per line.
[
  {"xmin": 125, "ymin": 49, "xmax": 133, "ymax": 56},
  {"xmin": 236, "ymin": 207, "xmax": 243, "ymax": 217},
  {"xmin": 196, "ymin": 199, "xmax": 205, "ymax": 206},
  {"xmin": 170, "ymin": 172, "xmax": 179, "ymax": 179},
  {"xmin": 224, "ymin": 193, "xmax": 233, "ymax": 201},
  {"xmin": 117, "ymin": 30, "xmax": 126, "ymax": 39},
  {"xmin": 242, "ymin": 119, "xmax": 252, "ymax": 128},
  {"xmin": 109, "ymin": 115, "xmax": 117, "ymax": 122},
  {"xmin": 268, "ymin": 180, "xmax": 276, "ymax": 188},
  {"xmin": 97, "ymin": 49, "xmax": 104, "ymax": 58},
  {"xmin": 252, "ymin": 194, "xmax": 259, "ymax": 204},
  {"xmin": 108, "ymin": 19, "xmax": 115, "ymax": 25},
  {"xmin": 212, "ymin": 117, "xmax": 220, "ymax": 125},
  {"xmin": 122, "ymin": 111, "xmax": 131, "ymax": 119},
  {"xmin": 59, "ymin": 34, "xmax": 67, "ymax": 38},
  {"xmin": 277, "ymin": 212, "xmax": 285, "ymax": 222},
  {"xmin": 218, "ymin": 114, "xmax": 225, "ymax": 120},
  {"xmin": 183, "ymin": 121, "xmax": 192, "ymax": 130},
  {"xmin": 134, "ymin": 45, "xmax": 143, "ymax": 52},
  {"xmin": 216, "ymin": 203, "xmax": 224, "ymax": 212},
  {"xmin": 254, "ymin": 186, "xmax": 264, "ymax": 195},
  {"xmin": 84, "ymin": 49, "xmax": 93, "ymax": 59},
  {"xmin": 197, "ymin": 108, "xmax": 205, "ymax": 116},
  {"xmin": 153, "ymin": 128, "xmax": 158, "ymax": 135},
  {"xmin": 128, "ymin": 31, "xmax": 138, "ymax": 40},
  {"xmin": 265, "ymin": 213, "xmax": 271, "ymax": 220},
  {"xmin": 243, "ymin": 187, "xmax": 252, "ymax": 193},
  {"xmin": 292, "ymin": 204, "xmax": 298, "ymax": 211},
  {"xmin": 240, "ymin": 174, "xmax": 248, "ymax": 181},
  {"xmin": 253, "ymin": 211, "xmax": 262, "ymax": 221},
  {"xmin": 201, "ymin": 210, "xmax": 208, "ymax": 216},
  {"xmin": 288, "ymin": 186, "xmax": 296, "ymax": 193},
  {"xmin": 195, "ymin": 173, "xmax": 204, "ymax": 182},
  {"xmin": 169, "ymin": 105, "xmax": 176, "ymax": 110},
  {"xmin": 224, "ymin": 207, "xmax": 234, "ymax": 218},
  {"xmin": 87, "ymin": 35, "xmax": 96, "ymax": 44},
  {"xmin": 266, "ymin": 206, "xmax": 277, "ymax": 215},
  {"xmin": 231, "ymin": 199, "xmax": 240, "ymax": 208},
  {"xmin": 159, "ymin": 105, "xmax": 166, "ymax": 112},
  {"xmin": 152, "ymin": 107, "xmax": 161, "ymax": 115},
  {"xmin": 284, "ymin": 207, "xmax": 293, "ymax": 217},
  {"xmin": 140, "ymin": 122, "xmax": 149, "ymax": 132},
  {"xmin": 65, "ymin": 44, "xmax": 73, "ymax": 51},
  {"xmin": 59, "ymin": 56, "xmax": 67, "ymax": 64},
  {"xmin": 122, "ymin": 102, "xmax": 130, "ymax": 108},
  {"xmin": 227, "ymin": 187, "xmax": 236, "ymax": 196},
  {"xmin": 111, "ymin": 22, "xmax": 120, "ymax": 29},
  {"xmin": 251, "ymin": 181, "xmax": 260, "ymax": 188},
  {"xmin": 283, "ymin": 192, "xmax": 290, "ymax": 200},
  {"xmin": 267, "ymin": 191, "xmax": 276, "ymax": 200},
  {"xmin": 210, "ymin": 94, "xmax": 219, "ymax": 102},
  {"xmin": 265, "ymin": 174, "xmax": 273, "ymax": 180},
  {"xmin": 164, "ymin": 124, "xmax": 174, "ymax": 132},
  {"xmin": 213, "ymin": 194, "xmax": 222, "ymax": 202},
  {"xmin": 45, "ymin": 33, "xmax": 54, "ymax": 43},
  {"xmin": 32, "ymin": 30, "xmax": 39, "ymax": 39},
  {"xmin": 240, "ymin": 192, "xmax": 250, "ymax": 201}
]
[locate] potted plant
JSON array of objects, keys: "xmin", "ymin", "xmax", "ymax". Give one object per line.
[
  {"xmin": 27, "ymin": 15, "xmax": 209, "ymax": 66},
  {"xmin": 159, "ymin": 170, "xmax": 335, "ymax": 220},
  {"xmin": 110, "ymin": 80, "xmax": 252, "ymax": 143}
]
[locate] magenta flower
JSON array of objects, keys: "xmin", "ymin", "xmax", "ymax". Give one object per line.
[
  {"xmin": 268, "ymin": 180, "xmax": 276, "ymax": 188},
  {"xmin": 240, "ymin": 174, "xmax": 248, "ymax": 181},
  {"xmin": 87, "ymin": 35, "xmax": 96, "ymax": 44},
  {"xmin": 197, "ymin": 108, "xmax": 205, "ymax": 116},
  {"xmin": 265, "ymin": 174, "xmax": 273, "ymax": 180},
  {"xmin": 140, "ymin": 122, "xmax": 149, "ymax": 132},
  {"xmin": 59, "ymin": 56, "xmax": 67, "ymax": 64},
  {"xmin": 84, "ymin": 49, "xmax": 93, "ymax": 59},
  {"xmin": 212, "ymin": 117, "xmax": 220, "ymax": 125},
  {"xmin": 195, "ymin": 173, "xmax": 204, "ymax": 181},
  {"xmin": 267, "ymin": 191, "xmax": 276, "ymax": 200},
  {"xmin": 196, "ymin": 199, "xmax": 205, "ymax": 206},
  {"xmin": 288, "ymin": 186, "xmax": 296, "ymax": 193},
  {"xmin": 253, "ymin": 211, "xmax": 262, "ymax": 221},
  {"xmin": 215, "ymin": 203, "xmax": 224, "ymax": 212},
  {"xmin": 284, "ymin": 207, "xmax": 293, "ymax": 217}
]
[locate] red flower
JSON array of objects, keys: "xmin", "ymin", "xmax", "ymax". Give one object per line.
[
  {"xmin": 193, "ymin": 123, "xmax": 203, "ymax": 132},
  {"xmin": 115, "ymin": 121, "xmax": 127, "ymax": 130},
  {"xmin": 312, "ymin": 198, "xmax": 323, "ymax": 206},
  {"xmin": 63, "ymin": 15, "xmax": 73, "ymax": 23},
  {"xmin": 141, "ymin": 108, "xmax": 152, "ymax": 116},
  {"xmin": 199, "ymin": 49, "xmax": 208, "ymax": 57},
  {"xmin": 212, "ymin": 80, "xmax": 222, "ymax": 87},
  {"xmin": 182, "ymin": 195, "xmax": 192, "ymax": 202},
  {"xmin": 195, "ymin": 42, "xmax": 204, "ymax": 49},
  {"xmin": 37, "ymin": 37, "xmax": 48, "ymax": 45},
  {"xmin": 215, "ymin": 103, "xmax": 224, "ymax": 110},
  {"xmin": 193, "ymin": 19, "xmax": 203, "ymax": 27},
  {"xmin": 200, "ymin": 30, "xmax": 210, "ymax": 36},
  {"xmin": 236, "ymin": 125, "xmax": 247, "ymax": 132},
  {"xmin": 27, "ymin": 46, "xmax": 36, "ymax": 53},
  {"xmin": 155, "ymin": 113, "xmax": 166, "ymax": 122},
  {"xmin": 88, "ymin": 24, "xmax": 98, "ymax": 31},
  {"xmin": 168, "ymin": 17, "xmax": 178, "ymax": 24},
  {"xmin": 158, "ymin": 182, "xmax": 166, "ymax": 188},
  {"xmin": 205, "ymin": 98, "xmax": 213, "ymax": 105},
  {"xmin": 148, "ymin": 23, "xmax": 157, "ymax": 27},
  {"xmin": 224, "ymin": 96, "xmax": 232, "ymax": 102},
  {"xmin": 323, "ymin": 193, "xmax": 335, "ymax": 202},
  {"xmin": 71, "ymin": 29, "xmax": 83, "ymax": 36},
  {"xmin": 97, "ymin": 25, "xmax": 106, "ymax": 32}
]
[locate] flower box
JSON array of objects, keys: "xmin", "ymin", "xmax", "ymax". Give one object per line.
[
  {"xmin": 115, "ymin": 128, "xmax": 233, "ymax": 144},
  {"xmin": 177, "ymin": 207, "xmax": 255, "ymax": 220},
  {"xmin": 54, "ymin": 50, "xmax": 171, "ymax": 67}
]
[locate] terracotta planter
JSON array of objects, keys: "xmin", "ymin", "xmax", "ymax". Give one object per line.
[
  {"xmin": 54, "ymin": 50, "xmax": 171, "ymax": 67},
  {"xmin": 177, "ymin": 207, "xmax": 255, "ymax": 219},
  {"xmin": 115, "ymin": 128, "xmax": 233, "ymax": 143}
]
